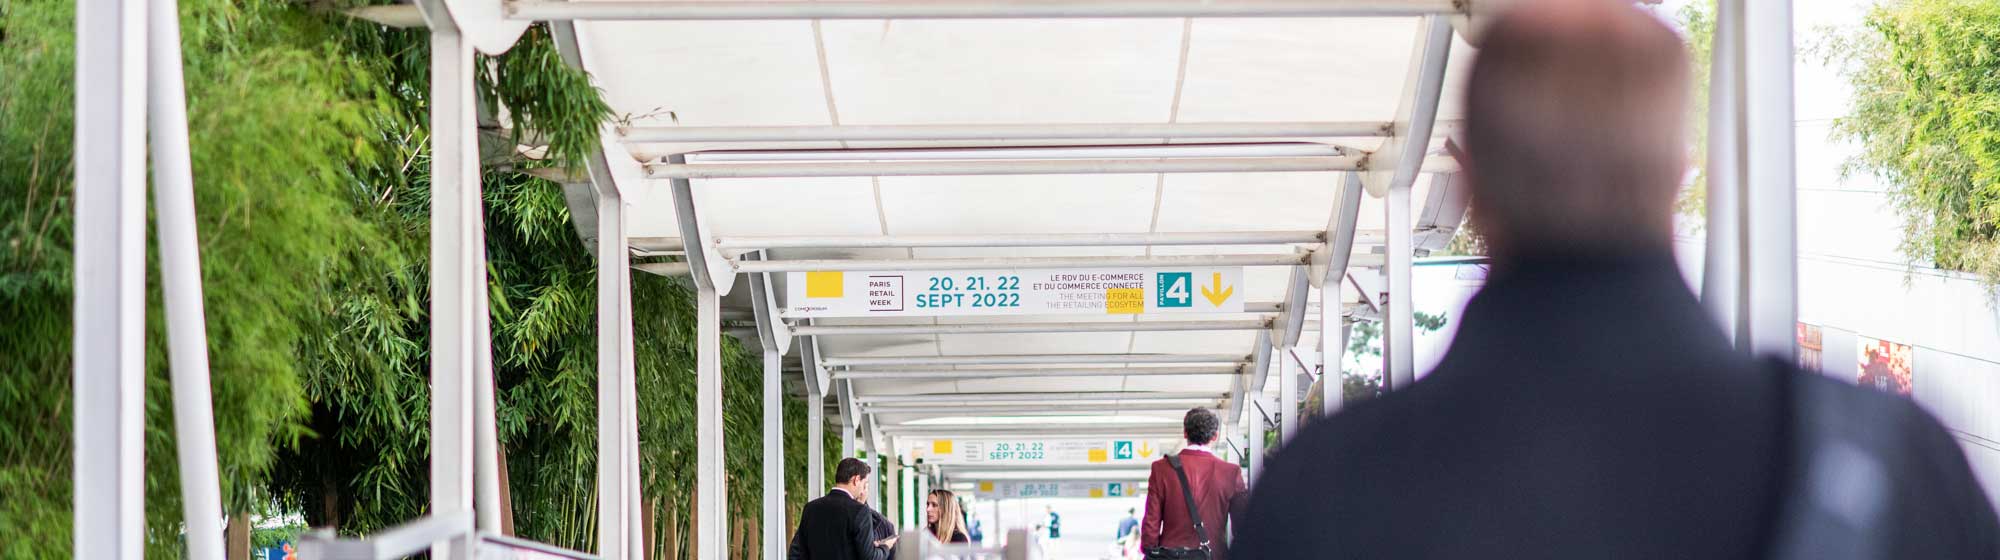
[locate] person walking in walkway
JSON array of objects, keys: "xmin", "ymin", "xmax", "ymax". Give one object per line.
[
  {"xmin": 790, "ymin": 458, "xmax": 897, "ymax": 560},
  {"xmin": 1116, "ymin": 508, "xmax": 1142, "ymax": 559},
  {"xmin": 925, "ymin": 489, "xmax": 971, "ymax": 543},
  {"xmin": 1141, "ymin": 409, "xmax": 1247, "ymax": 560},
  {"xmin": 1043, "ymin": 505, "xmax": 1061, "ymax": 540},
  {"xmin": 1231, "ymin": 1, "xmax": 2000, "ymax": 558}
]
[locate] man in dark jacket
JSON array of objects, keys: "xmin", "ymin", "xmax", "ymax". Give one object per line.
[
  {"xmin": 790, "ymin": 458, "xmax": 895, "ymax": 560},
  {"xmin": 1231, "ymin": 0, "xmax": 2000, "ymax": 558},
  {"xmin": 1142, "ymin": 409, "xmax": 1247, "ymax": 560}
]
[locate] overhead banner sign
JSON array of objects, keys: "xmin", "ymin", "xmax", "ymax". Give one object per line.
[
  {"xmin": 903, "ymin": 438, "xmax": 1177, "ymax": 466},
  {"xmin": 973, "ymin": 480, "xmax": 1147, "ymax": 499},
  {"xmin": 785, "ymin": 268, "xmax": 1244, "ymax": 318}
]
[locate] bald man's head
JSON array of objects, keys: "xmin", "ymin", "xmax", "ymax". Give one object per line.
[{"xmin": 1462, "ymin": 0, "xmax": 1691, "ymax": 260}]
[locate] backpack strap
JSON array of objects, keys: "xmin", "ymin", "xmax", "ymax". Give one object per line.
[{"xmin": 1164, "ymin": 452, "xmax": 1211, "ymax": 550}]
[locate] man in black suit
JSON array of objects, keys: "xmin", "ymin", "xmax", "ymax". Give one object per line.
[
  {"xmin": 1231, "ymin": 0, "xmax": 1999, "ymax": 558},
  {"xmin": 790, "ymin": 458, "xmax": 896, "ymax": 560}
]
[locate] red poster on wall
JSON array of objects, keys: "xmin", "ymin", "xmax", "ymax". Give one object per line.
[
  {"xmin": 1796, "ymin": 323, "xmax": 1823, "ymax": 373},
  {"xmin": 1857, "ymin": 337, "xmax": 1914, "ymax": 396}
]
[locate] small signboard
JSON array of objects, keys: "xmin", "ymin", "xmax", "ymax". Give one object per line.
[
  {"xmin": 974, "ymin": 480, "xmax": 1145, "ymax": 499},
  {"xmin": 785, "ymin": 268, "xmax": 1244, "ymax": 317}
]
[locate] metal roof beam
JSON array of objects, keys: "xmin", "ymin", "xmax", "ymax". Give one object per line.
[
  {"xmin": 823, "ymin": 353, "xmax": 1246, "ymax": 367},
  {"xmin": 686, "ymin": 142, "xmax": 1343, "ymax": 162},
  {"xmin": 736, "ymin": 253, "xmax": 1376, "ymax": 274},
  {"xmin": 882, "ymin": 425, "xmax": 1184, "ymax": 438},
  {"xmin": 832, "ymin": 368, "xmax": 1232, "ymax": 380},
  {"xmin": 717, "ymin": 231, "xmax": 1324, "ymax": 251},
  {"xmin": 510, "ymin": 0, "xmax": 1465, "ymax": 21},
  {"xmin": 797, "ymin": 320, "xmax": 1268, "ymax": 337},
  {"xmin": 1361, "ymin": 15, "xmax": 1455, "ymax": 197},
  {"xmin": 625, "ymin": 121, "xmax": 1396, "ymax": 143},
  {"xmin": 856, "ymin": 391, "xmax": 1225, "ymax": 404},
  {"xmin": 648, "ymin": 155, "xmax": 1363, "ymax": 179},
  {"xmin": 865, "ymin": 404, "xmax": 1223, "ymax": 416}
]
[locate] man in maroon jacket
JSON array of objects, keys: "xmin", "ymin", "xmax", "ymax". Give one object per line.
[{"xmin": 1140, "ymin": 409, "xmax": 1247, "ymax": 560}]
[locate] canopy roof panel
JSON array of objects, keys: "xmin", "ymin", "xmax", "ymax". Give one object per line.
[{"xmin": 565, "ymin": 9, "xmax": 1476, "ymax": 463}]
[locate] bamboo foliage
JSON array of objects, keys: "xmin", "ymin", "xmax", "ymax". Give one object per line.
[{"xmin": 0, "ymin": 0, "xmax": 838, "ymax": 557}]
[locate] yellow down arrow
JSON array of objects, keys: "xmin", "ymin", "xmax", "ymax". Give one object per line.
[{"xmin": 1200, "ymin": 272, "xmax": 1234, "ymax": 307}]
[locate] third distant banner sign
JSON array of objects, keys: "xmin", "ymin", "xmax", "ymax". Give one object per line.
[{"xmin": 785, "ymin": 267, "xmax": 1244, "ymax": 318}]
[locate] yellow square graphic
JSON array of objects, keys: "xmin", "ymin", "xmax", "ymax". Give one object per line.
[
  {"xmin": 1088, "ymin": 448, "xmax": 1109, "ymax": 463},
  {"xmin": 933, "ymin": 440, "xmax": 954, "ymax": 454},
  {"xmin": 1105, "ymin": 288, "xmax": 1144, "ymax": 314},
  {"xmin": 979, "ymin": 481, "xmax": 995, "ymax": 493},
  {"xmin": 806, "ymin": 271, "xmax": 844, "ymax": 298},
  {"xmin": 1089, "ymin": 488, "xmax": 1106, "ymax": 498}
]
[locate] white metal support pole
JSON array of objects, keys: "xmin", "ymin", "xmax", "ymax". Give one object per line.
[
  {"xmin": 473, "ymin": 187, "xmax": 503, "ymax": 538},
  {"xmin": 1247, "ymin": 400, "xmax": 1267, "ymax": 486},
  {"xmin": 74, "ymin": 0, "xmax": 147, "ymax": 554},
  {"xmin": 666, "ymin": 152, "xmax": 728, "ymax": 560},
  {"xmin": 914, "ymin": 466, "xmax": 930, "ymax": 531},
  {"xmin": 1703, "ymin": 0, "xmax": 1745, "ymax": 345},
  {"xmin": 886, "ymin": 453, "xmax": 903, "ymax": 527},
  {"xmin": 623, "ymin": 253, "xmax": 644, "ymax": 560},
  {"xmin": 595, "ymin": 191, "xmax": 632, "ymax": 558},
  {"xmin": 1374, "ymin": 15, "xmax": 1451, "ymax": 391},
  {"xmin": 1278, "ymin": 345, "xmax": 1298, "ymax": 445},
  {"xmin": 428, "ymin": 21, "xmax": 478, "ymax": 560},
  {"xmin": 839, "ymin": 379, "xmax": 859, "ymax": 460},
  {"xmin": 147, "ymin": 0, "xmax": 224, "ymax": 556},
  {"xmin": 1323, "ymin": 310, "xmax": 1348, "ymax": 417},
  {"xmin": 808, "ymin": 387, "xmax": 826, "ymax": 493},
  {"xmin": 1741, "ymin": 0, "xmax": 1798, "ymax": 357},
  {"xmin": 762, "ymin": 348, "xmax": 785, "ymax": 560},
  {"xmin": 1385, "ymin": 180, "xmax": 1416, "ymax": 390},
  {"xmin": 697, "ymin": 285, "xmax": 724, "ymax": 560}
]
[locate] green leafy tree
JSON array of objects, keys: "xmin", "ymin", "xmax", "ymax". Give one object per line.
[
  {"xmin": 3, "ymin": 0, "xmax": 408, "ymax": 555},
  {"xmin": 1824, "ymin": 0, "xmax": 2000, "ymax": 284},
  {"xmin": 1298, "ymin": 311, "xmax": 1447, "ymax": 419},
  {"xmin": 2, "ymin": 1, "xmax": 834, "ymax": 557}
]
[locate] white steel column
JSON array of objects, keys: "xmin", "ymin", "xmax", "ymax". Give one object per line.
[
  {"xmin": 1247, "ymin": 400, "xmax": 1267, "ymax": 485},
  {"xmin": 1703, "ymin": 0, "xmax": 1745, "ymax": 346},
  {"xmin": 1374, "ymin": 15, "xmax": 1450, "ymax": 391},
  {"xmin": 808, "ymin": 389, "xmax": 826, "ymax": 493},
  {"xmin": 148, "ymin": 0, "xmax": 224, "ymax": 555},
  {"xmin": 595, "ymin": 194, "xmax": 632, "ymax": 558},
  {"xmin": 473, "ymin": 193, "xmax": 503, "ymax": 537},
  {"xmin": 428, "ymin": 22, "xmax": 478, "ymax": 559},
  {"xmin": 1385, "ymin": 183, "xmax": 1416, "ymax": 390},
  {"xmin": 885, "ymin": 453, "xmax": 903, "ymax": 527},
  {"xmin": 670, "ymin": 150, "xmax": 729, "ymax": 560},
  {"xmin": 1278, "ymin": 347, "xmax": 1299, "ymax": 444},
  {"xmin": 74, "ymin": 0, "xmax": 148, "ymax": 554},
  {"xmin": 914, "ymin": 466, "xmax": 930, "ymax": 531},
  {"xmin": 1741, "ymin": 0, "xmax": 1797, "ymax": 357},
  {"xmin": 839, "ymin": 379, "xmax": 858, "ymax": 460},
  {"xmin": 623, "ymin": 257, "xmax": 643, "ymax": 560},
  {"xmin": 696, "ymin": 286, "xmax": 724, "ymax": 559},
  {"xmin": 763, "ymin": 348, "xmax": 785, "ymax": 560},
  {"xmin": 1320, "ymin": 288, "xmax": 1352, "ymax": 416}
]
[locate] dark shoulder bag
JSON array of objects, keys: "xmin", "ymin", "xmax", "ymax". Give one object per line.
[{"xmin": 1144, "ymin": 452, "xmax": 1212, "ymax": 560}]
